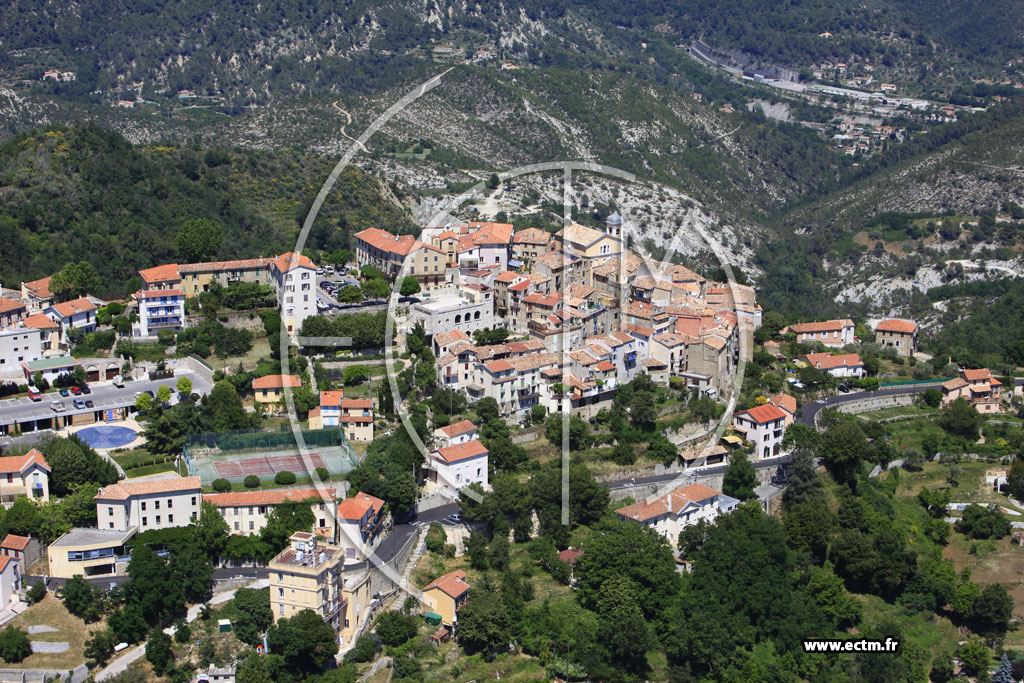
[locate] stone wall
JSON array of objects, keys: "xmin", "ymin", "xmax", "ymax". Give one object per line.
[{"xmin": 817, "ymin": 392, "xmax": 916, "ymax": 426}]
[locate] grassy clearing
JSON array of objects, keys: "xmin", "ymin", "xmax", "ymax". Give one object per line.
[
  {"xmin": 858, "ymin": 404, "xmax": 938, "ymax": 421},
  {"xmin": 5, "ymin": 594, "xmax": 107, "ymax": 670},
  {"xmin": 206, "ymin": 336, "xmax": 272, "ymax": 371},
  {"xmin": 125, "ymin": 462, "xmax": 177, "ymax": 478}
]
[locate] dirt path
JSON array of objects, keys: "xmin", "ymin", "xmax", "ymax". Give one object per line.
[{"xmin": 332, "ymin": 100, "xmax": 368, "ymax": 152}]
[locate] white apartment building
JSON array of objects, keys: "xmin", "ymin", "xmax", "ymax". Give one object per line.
[
  {"xmin": 272, "ymin": 252, "xmax": 318, "ymax": 336},
  {"xmin": 615, "ymin": 484, "xmax": 739, "ymax": 547},
  {"xmin": 433, "ymin": 419, "xmax": 478, "ymax": 448},
  {"xmin": 732, "ymin": 405, "xmax": 788, "ymax": 460},
  {"xmin": 44, "ymin": 297, "xmax": 96, "ymax": 345},
  {"xmin": 204, "ymin": 488, "xmax": 340, "ymax": 539},
  {"xmin": 425, "ymin": 439, "xmax": 489, "ymax": 495},
  {"xmin": 95, "ymin": 476, "xmax": 203, "ymax": 532},
  {"xmin": 411, "ymin": 293, "xmax": 494, "ymax": 338},
  {"xmin": 0, "ymin": 325, "xmax": 42, "ymax": 379}
]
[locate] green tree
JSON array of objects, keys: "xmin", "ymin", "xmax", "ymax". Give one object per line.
[
  {"xmin": 921, "ymin": 388, "xmax": 942, "ymax": 408},
  {"xmin": 63, "ymin": 575, "xmax": 99, "ymax": 622},
  {"xmin": 399, "ymin": 277, "xmax": 420, "ymax": 297},
  {"xmin": 176, "ymin": 218, "xmax": 224, "ymax": 263},
  {"xmin": 233, "ymin": 588, "xmax": 273, "ymax": 646},
  {"xmin": 374, "ymin": 611, "xmax": 417, "ymax": 647},
  {"xmin": 937, "ymin": 398, "xmax": 983, "ymax": 441},
  {"xmin": 108, "ymin": 603, "xmax": 148, "ymax": 644},
  {"xmin": 992, "ymin": 654, "xmax": 1013, "ymax": 683},
  {"xmin": 361, "ymin": 278, "xmax": 390, "ymax": 300},
  {"xmin": 236, "ymin": 652, "xmax": 273, "ymax": 683},
  {"xmin": 466, "ymin": 531, "xmax": 489, "ymax": 571},
  {"xmin": 645, "ymin": 433, "xmax": 677, "ymax": 465},
  {"xmin": 970, "ymin": 583, "xmax": 1014, "ymax": 636},
  {"xmin": 201, "ymin": 380, "xmax": 253, "ymax": 431},
  {"xmin": 176, "ymin": 376, "xmax": 193, "ymax": 395},
  {"xmin": 42, "ymin": 435, "xmax": 118, "ymax": 496},
  {"xmin": 338, "ymin": 285, "xmax": 363, "ymax": 303},
  {"xmin": 50, "ymin": 261, "xmax": 101, "ymax": 299},
  {"xmin": 722, "ymin": 452, "xmax": 758, "ymax": 500},
  {"xmin": 267, "ymin": 608, "xmax": 339, "ymax": 674},
  {"xmin": 929, "ymin": 653, "xmax": 954, "ymax": 683},
  {"xmin": 146, "ymin": 629, "xmax": 174, "ymax": 675},
  {"xmin": 156, "ymin": 385, "xmax": 172, "ymax": 404},
  {"xmin": 805, "ymin": 564, "xmax": 861, "ymax": 628},
  {"xmin": 84, "ymin": 628, "xmax": 115, "ymax": 666},
  {"xmin": 545, "ymin": 414, "xmax": 590, "ymax": 451},
  {"xmin": 955, "ymin": 505, "xmax": 1011, "ymax": 539},
  {"xmin": 134, "ymin": 392, "xmax": 152, "ymax": 412},
  {"xmin": 342, "ymin": 365, "xmax": 369, "ymax": 386},
  {"xmin": 819, "ymin": 420, "xmax": 869, "ymax": 485},
  {"xmin": 957, "ymin": 638, "xmax": 990, "ymax": 678},
  {"xmin": 0, "ymin": 627, "xmax": 31, "ymax": 663},
  {"xmin": 456, "ymin": 587, "xmax": 513, "ymax": 656}
]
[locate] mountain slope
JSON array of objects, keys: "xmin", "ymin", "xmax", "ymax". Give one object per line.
[{"xmin": 0, "ymin": 126, "xmax": 413, "ymax": 295}]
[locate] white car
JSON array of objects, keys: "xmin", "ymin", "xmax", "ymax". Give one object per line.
[{"xmin": 50, "ymin": 400, "xmax": 65, "ymax": 413}]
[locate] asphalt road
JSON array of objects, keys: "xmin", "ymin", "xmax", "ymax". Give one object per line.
[
  {"xmin": 0, "ymin": 371, "xmax": 213, "ymax": 430},
  {"xmin": 796, "ymin": 384, "xmax": 938, "ymax": 428}
]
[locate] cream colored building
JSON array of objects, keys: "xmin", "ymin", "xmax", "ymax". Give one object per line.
[
  {"xmin": 269, "ymin": 532, "xmax": 346, "ymax": 632},
  {"xmin": 0, "ymin": 449, "xmax": 50, "ymax": 506},
  {"xmin": 47, "ymin": 527, "xmax": 136, "ymax": 579},
  {"xmin": 178, "ymin": 257, "xmax": 275, "ymax": 298},
  {"xmin": 421, "ymin": 569, "xmax": 469, "ymax": 627},
  {"xmin": 204, "ymin": 488, "xmax": 340, "ymax": 539},
  {"xmin": 95, "ymin": 476, "xmax": 202, "ymax": 532},
  {"xmin": 553, "ymin": 222, "xmax": 621, "ymax": 260},
  {"xmin": 339, "ymin": 570, "xmax": 372, "ymax": 648},
  {"xmin": 253, "ymin": 374, "xmax": 303, "ymax": 404}
]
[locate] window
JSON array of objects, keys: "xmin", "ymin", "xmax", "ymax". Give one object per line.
[
  {"xmin": 142, "ymin": 517, "xmax": 147, "ymax": 527},
  {"xmin": 155, "ymin": 501, "xmax": 160, "ymax": 510},
  {"xmin": 155, "ymin": 516, "xmax": 161, "ymax": 524},
  {"xmin": 279, "ymin": 588, "xmax": 284, "ymax": 597},
  {"xmin": 234, "ymin": 522, "xmax": 239, "ymax": 531},
  {"xmin": 108, "ymin": 507, "xmax": 113, "ymax": 516},
  {"xmin": 141, "ymin": 502, "xmax": 146, "ymax": 511},
  {"xmin": 109, "ymin": 522, "xmax": 114, "ymax": 529},
  {"xmin": 279, "ymin": 604, "xmax": 285, "ymax": 615},
  {"xmin": 191, "ymin": 496, "xmax": 197, "ymax": 505},
  {"xmin": 249, "ymin": 521, "xmax": 254, "ymax": 531},
  {"xmin": 191, "ymin": 511, "xmax": 197, "ymax": 520},
  {"xmin": 167, "ymin": 499, "xmax": 172, "ymax": 508}
]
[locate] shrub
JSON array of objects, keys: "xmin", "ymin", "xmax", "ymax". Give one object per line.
[
  {"xmin": 0, "ymin": 627, "xmax": 31, "ymax": 663},
  {"xmin": 314, "ymin": 467, "xmax": 329, "ymax": 481},
  {"xmin": 274, "ymin": 471, "xmax": 297, "ymax": 485},
  {"xmin": 344, "ymin": 634, "xmax": 377, "ymax": 663},
  {"xmin": 956, "ymin": 504, "xmax": 1011, "ymax": 539},
  {"xmin": 25, "ymin": 582, "xmax": 45, "ymax": 605},
  {"xmin": 212, "ymin": 478, "xmax": 232, "ymax": 493},
  {"xmin": 156, "ymin": 329, "xmax": 176, "ymax": 346},
  {"xmin": 243, "ymin": 475, "xmax": 261, "ymax": 489}
]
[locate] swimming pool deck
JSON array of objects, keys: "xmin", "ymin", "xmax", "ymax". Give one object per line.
[{"xmin": 57, "ymin": 418, "xmax": 145, "ymax": 453}]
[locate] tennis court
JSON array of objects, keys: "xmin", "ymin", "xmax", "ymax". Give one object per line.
[{"xmin": 214, "ymin": 453, "xmax": 327, "ymax": 479}]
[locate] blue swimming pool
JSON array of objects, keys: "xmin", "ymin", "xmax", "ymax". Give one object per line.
[{"xmin": 75, "ymin": 425, "xmax": 139, "ymax": 449}]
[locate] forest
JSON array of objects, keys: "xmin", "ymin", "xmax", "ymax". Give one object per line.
[{"xmin": 0, "ymin": 126, "xmax": 413, "ymax": 297}]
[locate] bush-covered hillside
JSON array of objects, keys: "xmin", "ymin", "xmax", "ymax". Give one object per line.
[{"xmin": 0, "ymin": 126, "xmax": 413, "ymax": 296}]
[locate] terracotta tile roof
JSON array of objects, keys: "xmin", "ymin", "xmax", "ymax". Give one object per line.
[
  {"xmin": 437, "ymin": 419, "xmax": 477, "ymax": 438},
  {"xmin": 353, "ymin": 491, "xmax": 384, "ymax": 516},
  {"xmin": 178, "ymin": 257, "xmax": 274, "ymax": 273},
  {"xmin": 0, "ymin": 449, "xmax": 49, "ymax": 475},
  {"xmin": 787, "ymin": 319, "xmax": 854, "ymax": 334},
  {"xmin": 467, "ymin": 221, "xmax": 514, "ymax": 245},
  {"xmin": 643, "ymin": 358, "xmax": 667, "ymax": 368},
  {"xmin": 653, "ymin": 333, "xmax": 687, "ymax": 347},
  {"xmin": 595, "ymin": 361, "xmax": 615, "ymax": 372},
  {"xmin": 963, "ymin": 368, "xmax": 993, "ymax": 382},
  {"xmin": 494, "ymin": 271, "xmax": 521, "ymax": 284},
  {"xmin": 133, "ymin": 289, "xmax": 185, "ymax": 300},
  {"xmin": 22, "ymin": 277, "xmax": 53, "ymax": 300},
  {"xmin": 50, "ymin": 297, "xmax": 96, "ymax": 318},
  {"xmin": 625, "ymin": 323, "xmax": 654, "ymax": 337},
  {"xmin": 558, "ymin": 548, "xmax": 583, "ymax": 565},
  {"xmin": 336, "ymin": 496, "xmax": 374, "ymax": 521},
  {"xmin": 508, "ymin": 281, "xmax": 531, "ymax": 292},
  {"xmin": 616, "ymin": 497, "xmax": 669, "ymax": 522},
  {"xmin": 252, "ymin": 374, "xmax": 301, "ymax": 390},
  {"xmin": 204, "ymin": 487, "xmax": 333, "ymax": 507},
  {"xmin": 434, "ymin": 330, "xmax": 472, "ymax": 348},
  {"xmin": 524, "ymin": 293, "xmax": 560, "ymax": 306},
  {"xmin": 22, "ymin": 313, "xmax": 58, "ymax": 330},
  {"xmin": 942, "ymin": 377, "xmax": 968, "ymax": 391},
  {"xmin": 433, "ymin": 439, "xmax": 488, "ymax": 464},
  {"xmin": 356, "ymin": 228, "xmax": 419, "ymax": 256},
  {"xmin": 505, "ymin": 340, "xmax": 545, "ymax": 354},
  {"xmin": 484, "ymin": 358, "xmax": 514, "ymax": 373},
  {"xmin": 803, "ymin": 352, "xmax": 863, "ymax": 370},
  {"xmin": 734, "ymin": 404, "xmax": 787, "ymax": 425},
  {"xmin": 557, "ymin": 222, "xmax": 612, "ymax": 247},
  {"xmin": 0, "ymin": 556, "xmax": 14, "ymax": 572},
  {"xmin": 272, "ymin": 252, "xmax": 316, "ymax": 272},
  {"xmin": 511, "ymin": 227, "xmax": 550, "ymax": 245},
  {"xmin": 768, "ymin": 394, "xmax": 797, "ymax": 415},
  {"xmin": 95, "ymin": 476, "xmax": 201, "ymax": 501},
  {"xmin": 138, "ymin": 263, "xmax": 181, "ymax": 283},
  {"xmin": 1, "ymin": 534, "xmax": 30, "ymax": 551},
  {"xmin": 0, "ymin": 298, "xmax": 26, "ymax": 313},
  {"xmin": 677, "ymin": 483, "xmax": 722, "ymax": 503},
  {"xmin": 422, "ymin": 569, "xmax": 469, "ymax": 599},
  {"xmin": 876, "ymin": 319, "xmax": 917, "ymax": 333}
]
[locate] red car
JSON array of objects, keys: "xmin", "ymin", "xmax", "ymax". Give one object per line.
[{"xmin": 70, "ymin": 386, "xmax": 83, "ymax": 396}]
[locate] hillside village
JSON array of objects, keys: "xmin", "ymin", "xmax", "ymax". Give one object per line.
[{"xmin": 0, "ymin": 199, "xmax": 1022, "ymax": 680}]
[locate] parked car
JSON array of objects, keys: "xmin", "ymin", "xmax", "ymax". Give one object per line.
[
  {"xmin": 50, "ymin": 400, "xmax": 65, "ymax": 413},
  {"xmin": 112, "ymin": 376, "xmax": 125, "ymax": 388},
  {"xmin": 837, "ymin": 384, "xmax": 851, "ymax": 394},
  {"xmin": 27, "ymin": 386, "xmax": 42, "ymax": 401},
  {"xmin": 70, "ymin": 386, "xmax": 83, "ymax": 395},
  {"xmin": 79, "ymin": 384, "xmax": 91, "ymax": 394},
  {"xmin": 72, "ymin": 398, "xmax": 85, "ymax": 409},
  {"xmin": 85, "ymin": 399, "xmax": 94, "ymax": 408},
  {"xmin": 447, "ymin": 513, "xmax": 462, "ymax": 523},
  {"xmin": 58, "ymin": 388, "xmax": 70, "ymax": 397}
]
